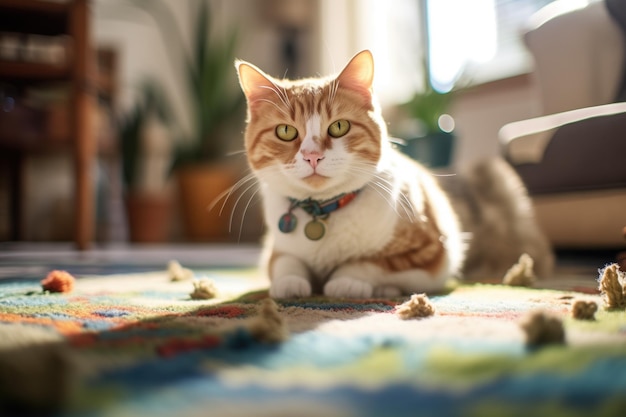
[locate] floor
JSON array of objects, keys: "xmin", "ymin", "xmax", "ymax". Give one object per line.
[
  {"xmin": 0, "ymin": 242, "xmax": 262, "ymax": 281},
  {"xmin": 0, "ymin": 241, "xmax": 621, "ymax": 284}
]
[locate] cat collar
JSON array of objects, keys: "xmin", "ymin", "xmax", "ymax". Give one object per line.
[{"xmin": 278, "ymin": 190, "xmax": 361, "ymax": 241}]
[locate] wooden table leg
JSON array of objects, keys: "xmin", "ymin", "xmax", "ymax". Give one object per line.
[
  {"xmin": 71, "ymin": 0, "xmax": 95, "ymax": 250},
  {"xmin": 6, "ymin": 151, "xmax": 24, "ymax": 241}
]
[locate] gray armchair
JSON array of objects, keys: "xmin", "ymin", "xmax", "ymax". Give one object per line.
[{"xmin": 499, "ymin": 0, "xmax": 626, "ymax": 248}]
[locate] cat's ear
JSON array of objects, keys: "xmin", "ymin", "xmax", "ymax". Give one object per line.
[
  {"xmin": 236, "ymin": 60, "xmax": 276, "ymax": 102},
  {"xmin": 336, "ymin": 50, "xmax": 374, "ymax": 99}
]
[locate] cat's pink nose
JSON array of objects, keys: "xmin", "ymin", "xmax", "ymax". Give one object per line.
[{"xmin": 302, "ymin": 150, "xmax": 324, "ymax": 169}]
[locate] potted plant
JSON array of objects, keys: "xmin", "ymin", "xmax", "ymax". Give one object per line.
[
  {"xmin": 129, "ymin": 0, "xmax": 244, "ymax": 241},
  {"xmin": 119, "ymin": 79, "xmax": 173, "ymax": 242},
  {"xmin": 398, "ymin": 69, "xmax": 456, "ymax": 168}
]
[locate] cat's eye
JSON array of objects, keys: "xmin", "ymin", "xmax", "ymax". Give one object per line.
[
  {"xmin": 275, "ymin": 124, "xmax": 298, "ymax": 141},
  {"xmin": 328, "ymin": 119, "xmax": 351, "ymax": 138}
]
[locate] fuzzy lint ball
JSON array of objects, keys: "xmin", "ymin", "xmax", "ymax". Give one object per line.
[
  {"xmin": 41, "ymin": 270, "xmax": 75, "ymax": 293},
  {"xmin": 248, "ymin": 298, "xmax": 288, "ymax": 343},
  {"xmin": 571, "ymin": 300, "xmax": 598, "ymax": 320},
  {"xmin": 395, "ymin": 293, "xmax": 435, "ymax": 320},
  {"xmin": 503, "ymin": 253, "xmax": 536, "ymax": 287},
  {"xmin": 598, "ymin": 263, "xmax": 626, "ymax": 309},
  {"xmin": 520, "ymin": 310, "xmax": 565, "ymax": 347},
  {"xmin": 190, "ymin": 278, "xmax": 218, "ymax": 300},
  {"xmin": 168, "ymin": 260, "xmax": 194, "ymax": 282}
]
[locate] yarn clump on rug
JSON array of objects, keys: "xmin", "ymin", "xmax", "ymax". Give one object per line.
[
  {"xmin": 519, "ymin": 310, "xmax": 565, "ymax": 347},
  {"xmin": 503, "ymin": 253, "xmax": 536, "ymax": 287},
  {"xmin": 598, "ymin": 263, "xmax": 626, "ymax": 309},
  {"xmin": 248, "ymin": 298, "xmax": 288, "ymax": 343},
  {"xmin": 190, "ymin": 278, "xmax": 218, "ymax": 300},
  {"xmin": 395, "ymin": 294, "xmax": 435, "ymax": 320},
  {"xmin": 0, "ymin": 323, "xmax": 78, "ymax": 413},
  {"xmin": 41, "ymin": 270, "xmax": 75, "ymax": 293},
  {"xmin": 169, "ymin": 260, "xmax": 194, "ymax": 282},
  {"xmin": 571, "ymin": 300, "xmax": 598, "ymax": 320}
]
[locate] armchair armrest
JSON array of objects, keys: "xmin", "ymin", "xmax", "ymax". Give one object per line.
[
  {"xmin": 499, "ymin": 102, "xmax": 626, "ymax": 195},
  {"xmin": 500, "ymin": 102, "xmax": 626, "ymax": 164}
]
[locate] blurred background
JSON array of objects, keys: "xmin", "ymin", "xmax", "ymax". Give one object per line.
[{"xmin": 2, "ymin": 0, "xmax": 623, "ymax": 254}]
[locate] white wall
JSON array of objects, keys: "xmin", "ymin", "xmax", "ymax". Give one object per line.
[
  {"xmin": 93, "ymin": 0, "xmax": 196, "ymax": 135},
  {"xmin": 450, "ymin": 76, "xmax": 541, "ymax": 169},
  {"xmin": 317, "ymin": 0, "xmax": 425, "ymax": 106},
  {"xmin": 94, "ymin": 0, "xmax": 541, "ymax": 168},
  {"xmin": 92, "ymin": 0, "xmax": 319, "ymax": 144},
  {"xmin": 21, "ymin": 0, "xmax": 542, "ymax": 242}
]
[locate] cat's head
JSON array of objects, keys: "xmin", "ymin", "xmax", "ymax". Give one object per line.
[{"xmin": 236, "ymin": 50, "xmax": 388, "ymax": 200}]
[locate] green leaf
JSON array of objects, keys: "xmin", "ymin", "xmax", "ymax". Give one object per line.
[
  {"xmin": 403, "ymin": 89, "xmax": 453, "ymax": 134},
  {"xmin": 126, "ymin": 0, "xmax": 243, "ymax": 167},
  {"xmin": 118, "ymin": 79, "xmax": 173, "ymax": 189}
]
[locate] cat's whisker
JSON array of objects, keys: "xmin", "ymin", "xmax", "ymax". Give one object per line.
[
  {"xmin": 370, "ymin": 180, "xmax": 416, "ymax": 223},
  {"xmin": 228, "ymin": 180, "xmax": 261, "ymax": 233},
  {"xmin": 342, "ymin": 162, "xmax": 409, "ymax": 216},
  {"xmin": 208, "ymin": 186, "xmax": 235, "ymax": 215},
  {"xmin": 273, "ymin": 86, "xmax": 292, "ymax": 111},
  {"xmin": 226, "ymin": 149, "xmax": 248, "ymax": 157},
  {"xmin": 235, "ymin": 187, "xmax": 262, "ymax": 243},
  {"xmin": 367, "ymin": 178, "xmax": 404, "ymax": 207},
  {"xmin": 280, "ymin": 85, "xmax": 292, "ymax": 111},
  {"xmin": 345, "ymin": 162, "xmax": 397, "ymax": 190},
  {"xmin": 365, "ymin": 182, "xmax": 402, "ymax": 218},
  {"xmin": 328, "ymin": 79, "xmax": 335, "ymax": 105},
  {"xmin": 225, "ymin": 166, "xmax": 291, "ymax": 240},
  {"xmin": 365, "ymin": 177, "xmax": 416, "ymax": 223},
  {"xmin": 346, "ymin": 164, "xmax": 417, "ymax": 222},
  {"xmin": 253, "ymin": 98, "xmax": 290, "ymax": 117},
  {"xmin": 208, "ymin": 172, "xmax": 257, "ymax": 216},
  {"xmin": 355, "ymin": 169, "xmax": 398, "ymax": 194},
  {"xmin": 260, "ymin": 83, "xmax": 292, "ymax": 113},
  {"xmin": 329, "ymin": 79, "xmax": 340, "ymax": 106},
  {"xmin": 212, "ymin": 168, "xmax": 275, "ymax": 239}
]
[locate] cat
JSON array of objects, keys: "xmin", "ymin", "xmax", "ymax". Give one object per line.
[
  {"xmin": 235, "ymin": 50, "xmax": 553, "ymax": 299},
  {"xmin": 440, "ymin": 158, "xmax": 554, "ymax": 280}
]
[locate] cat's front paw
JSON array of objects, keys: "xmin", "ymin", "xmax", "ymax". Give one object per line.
[
  {"xmin": 373, "ymin": 285, "xmax": 402, "ymax": 298},
  {"xmin": 270, "ymin": 275, "xmax": 312, "ymax": 298},
  {"xmin": 324, "ymin": 277, "xmax": 373, "ymax": 299}
]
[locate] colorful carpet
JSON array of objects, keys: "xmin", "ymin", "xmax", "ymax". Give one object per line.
[{"xmin": 0, "ymin": 265, "xmax": 625, "ymax": 417}]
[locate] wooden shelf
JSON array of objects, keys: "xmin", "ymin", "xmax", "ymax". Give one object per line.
[
  {"xmin": 0, "ymin": 131, "xmax": 117, "ymax": 156},
  {"xmin": 0, "ymin": 0, "xmax": 71, "ymax": 36},
  {"xmin": 0, "ymin": 0, "xmax": 95, "ymax": 250},
  {"xmin": 0, "ymin": 60, "xmax": 71, "ymax": 81},
  {"xmin": 0, "ymin": 133, "xmax": 72, "ymax": 153}
]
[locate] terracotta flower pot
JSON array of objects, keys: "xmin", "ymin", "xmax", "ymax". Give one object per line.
[
  {"xmin": 125, "ymin": 192, "xmax": 172, "ymax": 243},
  {"xmin": 176, "ymin": 164, "xmax": 236, "ymax": 242}
]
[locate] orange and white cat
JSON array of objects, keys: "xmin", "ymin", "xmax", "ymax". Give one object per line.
[{"xmin": 236, "ymin": 50, "xmax": 466, "ymax": 298}]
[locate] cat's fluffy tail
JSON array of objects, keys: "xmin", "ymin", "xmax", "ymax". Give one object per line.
[{"xmin": 441, "ymin": 158, "xmax": 555, "ymax": 280}]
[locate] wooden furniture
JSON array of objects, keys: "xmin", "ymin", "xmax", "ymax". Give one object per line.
[{"xmin": 0, "ymin": 0, "xmax": 95, "ymax": 249}]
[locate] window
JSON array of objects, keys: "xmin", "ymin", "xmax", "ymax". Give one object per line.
[
  {"xmin": 319, "ymin": 0, "xmax": 596, "ymax": 104},
  {"xmin": 320, "ymin": 0, "xmax": 425, "ymax": 106},
  {"xmin": 425, "ymin": 0, "xmax": 594, "ymax": 92}
]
